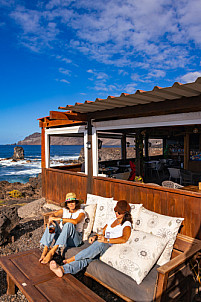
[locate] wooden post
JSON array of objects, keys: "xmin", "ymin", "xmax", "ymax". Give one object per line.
[
  {"xmin": 184, "ymin": 133, "xmax": 189, "ymax": 170},
  {"xmin": 41, "ymin": 126, "xmax": 46, "ymax": 169},
  {"xmin": 145, "ymin": 133, "xmax": 149, "ymax": 159},
  {"xmin": 121, "ymin": 133, "xmax": 127, "ymax": 163},
  {"xmin": 87, "ymin": 119, "xmax": 93, "ymax": 194}
]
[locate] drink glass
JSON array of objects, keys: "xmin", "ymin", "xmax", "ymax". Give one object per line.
[
  {"xmin": 49, "ymin": 224, "xmax": 55, "ymax": 234},
  {"xmin": 105, "ymin": 231, "xmax": 110, "ymax": 239},
  {"xmin": 97, "ymin": 227, "xmax": 103, "ymax": 235}
]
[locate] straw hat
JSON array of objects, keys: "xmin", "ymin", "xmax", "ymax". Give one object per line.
[{"xmin": 65, "ymin": 192, "xmax": 79, "ymax": 203}]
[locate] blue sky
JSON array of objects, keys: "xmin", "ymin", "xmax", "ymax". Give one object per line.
[{"xmin": 1, "ymin": 0, "xmax": 201, "ymax": 144}]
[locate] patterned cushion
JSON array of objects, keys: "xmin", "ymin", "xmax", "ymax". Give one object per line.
[
  {"xmin": 101, "ymin": 230, "xmax": 167, "ymax": 285},
  {"xmin": 130, "ymin": 203, "xmax": 143, "ymax": 225},
  {"xmin": 81, "ymin": 204, "xmax": 97, "ymax": 241},
  {"xmin": 92, "ymin": 199, "xmax": 116, "ymax": 232},
  {"xmin": 135, "ymin": 207, "xmax": 184, "ymax": 266},
  {"xmin": 86, "ymin": 194, "xmax": 113, "ymax": 205}
]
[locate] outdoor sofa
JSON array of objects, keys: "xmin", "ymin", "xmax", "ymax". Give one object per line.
[{"xmin": 43, "ymin": 194, "xmax": 201, "ymax": 302}]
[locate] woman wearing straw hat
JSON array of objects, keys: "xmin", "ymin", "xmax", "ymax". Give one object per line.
[
  {"xmin": 39, "ymin": 192, "xmax": 86, "ymax": 264},
  {"xmin": 49, "ymin": 200, "xmax": 132, "ymax": 277}
]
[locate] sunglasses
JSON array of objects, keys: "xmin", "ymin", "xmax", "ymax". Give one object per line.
[
  {"xmin": 115, "ymin": 211, "xmax": 121, "ymax": 215},
  {"xmin": 66, "ymin": 199, "xmax": 76, "ymax": 204}
]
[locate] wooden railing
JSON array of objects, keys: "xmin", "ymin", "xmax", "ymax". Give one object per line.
[
  {"xmin": 42, "ymin": 168, "xmax": 201, "ymax": 239},
  {"xmin": 42, "ymin": 168, "xmax": 87, "ymax": 204},
  {"xmin": 93, "ymin": 176, "xmax": 201, "ymax": 240}
]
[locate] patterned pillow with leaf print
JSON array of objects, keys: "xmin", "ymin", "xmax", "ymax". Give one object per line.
[
  {"xmin": 135, "ymin": 207, "xmax": 184, "ymax": 266},
  {"xmin": 88, "ymin": 196, "xmax": 115, "ymax": 232},
  {"xmin": 101, "ymin": 230, "xmax": 168, "ymax": 285}
]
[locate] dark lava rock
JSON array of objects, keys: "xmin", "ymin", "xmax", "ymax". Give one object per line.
[{"xmin": 0, "ymin": 207, "xmax": 20, "ymax": 245}]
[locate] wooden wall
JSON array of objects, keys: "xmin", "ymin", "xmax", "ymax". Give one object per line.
[
  {"xmin": 93, "ymin": 177, "xmax": 201, "ymax": 240},
  {"xmin": 42, "ymin": 168, "xmax": 87, "ymax": 204}
]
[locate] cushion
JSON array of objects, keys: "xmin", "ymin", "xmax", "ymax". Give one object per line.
[
  {"xmin": 86, "ymin": 193, "xmax": 113, "ymax": 205},
  {"xmin": 92, "ymin": 199, "xmax": 116, "ymax": 232},
  {"xmin": 130, "ymin": 203, "xmax": 143, "ymax": 225},
  {"xmin": 100, "ymin": 230, "xmax": 167, "ymax": 285},
  {"xmin": 135, "ymin": 207, "xmax": 184, "ymax": 266},
  {"xmin": 80, "ymin": 204, "xmax": 97, "ymax": 241},
  {"xmin": 66, "ymin": 241, "xmax": 159, "ymax": 302}
]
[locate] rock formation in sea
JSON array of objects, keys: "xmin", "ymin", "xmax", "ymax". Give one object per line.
[{"xmin": 12, "ymin": 146, "xmax": 24, "ymax": 160}]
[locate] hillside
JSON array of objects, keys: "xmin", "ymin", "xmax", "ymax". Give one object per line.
[
  {"xmin": 16, "ymin": 132, "xmax": 122, "ymax": 145},
  {"xmin": 17, "ymin": 132, "xmax": 162, "ymax": 147}
]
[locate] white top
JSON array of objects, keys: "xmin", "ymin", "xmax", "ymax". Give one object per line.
[
  {"xmin": 62, "ymin": 208, "xmax": 86, "ymax": 233},
  {"xmin": 105, "ymin": 218, "xmax": 131, "ymax": 239}
]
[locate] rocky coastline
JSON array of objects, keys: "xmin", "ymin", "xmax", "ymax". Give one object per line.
[{"xmin": 0, "ymin": 174, "xmax": 124, "ymax": 302}]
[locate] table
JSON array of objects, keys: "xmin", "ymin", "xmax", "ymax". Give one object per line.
[
  {"xmin": 0, "ymin": 249, "xmax": 104, "ymax": 302},
  {"xmin": 181, "ymin": 185, "xmax": 201, "ymax": 193}
]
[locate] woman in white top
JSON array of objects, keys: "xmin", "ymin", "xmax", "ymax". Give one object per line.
[
  {"xmin": 50, "ymin": 200, "xmax": 132, "ymax": 277},
  {"xmin": 39, "ymin": 192, "xmax": 85, "ymax": 264}
]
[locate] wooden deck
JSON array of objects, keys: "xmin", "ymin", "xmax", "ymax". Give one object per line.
[{"xmin": 42, "ymin": 167, "xmax": 201, "ymax": 240}]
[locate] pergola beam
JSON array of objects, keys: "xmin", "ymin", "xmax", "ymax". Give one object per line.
[{"xmin": 50, "ymin": 111, "xmax": 87, "ymax": 121}]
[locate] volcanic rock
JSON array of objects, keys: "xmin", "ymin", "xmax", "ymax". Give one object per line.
[
  {"xmin": 13, "ymin": 146, "xmax": 24, "ymax": 160},
  {"xmin": 0, "ymin": 207, "xmax": 20, "ymax": 245},
  {"xmin": 18, "ymin": 198, "xmax": 46, "ymax": 219}
]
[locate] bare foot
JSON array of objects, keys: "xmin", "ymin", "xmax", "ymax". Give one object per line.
[
  {"xmin": 50, "ymin": 261, "xmax": 64, "ymax": 278},
  {"xmin": 63, "ymin": 256, "xmax": 75, "ymax": 264},
  {"xmin": 41, "ymin": 251, "xmax": 54, "ymax": 264},
  {"xmin": 39, "ymin": 246, "xmax": 49, "ymax": 263}
]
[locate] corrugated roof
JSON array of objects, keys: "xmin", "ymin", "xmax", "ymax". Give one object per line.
[{"xmin": 59, "ymin": 77, "xmax": 201, "ymax": 113}]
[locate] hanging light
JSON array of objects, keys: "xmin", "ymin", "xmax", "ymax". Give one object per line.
[{"xmin": 193, "ymin": 126, "xmax": 199, "ymax": 134}]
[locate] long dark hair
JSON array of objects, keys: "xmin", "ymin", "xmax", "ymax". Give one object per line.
[{"xmin": 121, "ymin": 211, "xmax": 133, "ymax": 226}]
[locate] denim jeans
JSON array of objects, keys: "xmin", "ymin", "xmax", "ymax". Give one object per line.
[
  {"xmin": 62, "ymin": 240, "xmax": 110, "ymax": 274},
  {"xmin": 40, "ymin": 222, "xmax": 83, "ymax": 249}
]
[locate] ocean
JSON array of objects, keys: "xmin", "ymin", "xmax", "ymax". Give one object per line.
[{"xmin": 0, "ymin": 145, "xmax": 83, "ymax": 183}]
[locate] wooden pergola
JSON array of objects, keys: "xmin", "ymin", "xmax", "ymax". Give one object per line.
[{"xmin": 39, "ymin": 77, "xmax": 201, "ymax": 240}]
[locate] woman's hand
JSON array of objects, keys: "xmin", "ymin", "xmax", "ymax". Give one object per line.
[
  {"xmin": 97, "ymin": 235, "xmax": 106, "ymax": 243},
  {"xmin": 48, "ymin": 216, "xmax": 56, "ymax": 227}
]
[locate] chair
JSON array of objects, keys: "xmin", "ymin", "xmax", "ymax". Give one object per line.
[
  {"xmin": 168, "ymin": 168, "xmax": 182, "ymax": 184},
  {"xmin": 180, "ymin": 170, "xmax": 192, "ymax": 186},
  {"xmin": 152, "ymin": 161, "xmax": 165, "ymax": 179},
  {"xmin": 162, "ymin": 180, "xmax": 183, "ymax": 189}
]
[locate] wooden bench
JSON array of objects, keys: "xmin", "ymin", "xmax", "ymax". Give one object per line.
[{"xmin": 0, "ymin": 249, "xmax": 104, "ymax": 302}]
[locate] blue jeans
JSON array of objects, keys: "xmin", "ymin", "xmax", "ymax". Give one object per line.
[
  {"xmin": 62, "ymin": 240, "xmax": 110, "ymax": 274},
  {"xmin": 40, "ymin": 222, "xmax": 83, "ymax": 249}
]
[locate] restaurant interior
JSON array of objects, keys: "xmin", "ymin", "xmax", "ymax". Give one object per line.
[{"xmin": 96, "ymin": 124, "xmax": 201, "ymax": 191}]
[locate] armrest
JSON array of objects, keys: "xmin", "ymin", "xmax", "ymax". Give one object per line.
[
  {"xmin": 157, "ymin": 240, "xmax": 201, "ymax": 275},
  {"xmin": 42, "ymin": 211, "xmax": 55, "ymax": 228}
]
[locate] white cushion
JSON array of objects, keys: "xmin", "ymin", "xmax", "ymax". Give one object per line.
[
  {"xmin": 86, "ymin": 194, "xmax": 113, "ymax": 205},
  {"xmin": 92, "ymin": 199, "xmax": 116, "ymax": 232},
  {"xmin": 135, "ymin": 207, "xmax": 184, "ymax": 266},
  {"xmin": 81, "ymin": 204, "xmax": 97, "ymax": 241},
  {"xmin": 101, "ymin": 230, "xmax": 167, "ymax": 285},
  {"xmin": 130, "ymin": 203, "xmax": 143, "ymax": 224}
]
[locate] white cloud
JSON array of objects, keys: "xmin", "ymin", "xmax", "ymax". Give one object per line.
[
  {"xmin": 180, "ymin": 71, "xmax": 201, "ymax": 83},
  {"xmin": 56, "ymin": 78, "xmax": 70, "ymax": 84},
  {"xmin": 59, "ymin": 68, "xmax": 71, "ymax": 75},
  {"xmin": 4, "ymin": 0, "xmax": 201, "ymax": 75},
  {"xmin": 56, "ymin": 55, "xmax": 72, "ymax": 64}
]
